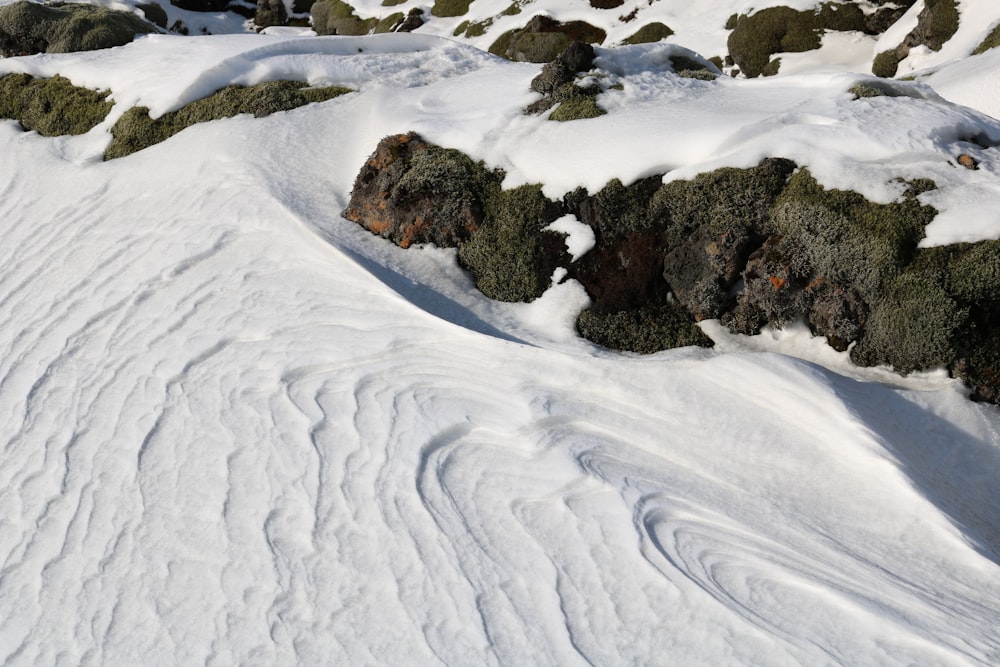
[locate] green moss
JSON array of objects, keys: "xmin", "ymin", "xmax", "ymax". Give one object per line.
[
  {"xmin": 507, "ymin": 30, "xmax": 572, "ymax": 62},
  {"xmin": 651, "ymin": 158, "xmax": 795, "ymax": 249},
  {"xmin": 488, "ymin": 29, "xmax": 516, "ymax": 57},
  {"xmin": 725, "ymin": 13, "xmax": 738, "ymax": 30},
  {"xmin": 431, "ymin": 0, "xmax": 472, "ymax": 18},
  {"xmin": 708, "ymin": 55, "xmax": 724, "ymax": 70},
  {"xmin": 457, "ymin": 183, "xmax": 561, "ymax": 302},
  {"xmin": 972, "ymin": 23, "xmax": 1000, "ymax": 55},
  {"xmin": 105, "ymin": 80, "xmax": 351, "ymax": 159},
  {"xmin": 576, "ymin": 304, "xmax": 713, "ymax": 353},
  {"xmin": 817, "ymin": 2, "xmax": 865, "ymax": 32},
  {"xmin": 453, "ymin": 20, "xmax": 470, "ymax": 36},
  {"xmin": 311, "ymin": 0, "xmax": 377, "ymax": 34},
  {"xmin": 0, "ymin": 73, "xmax": 112, "ymax": 136},
  {"xmin": 849, "ymin": 83, "xmax": 889, "ymax": 99},
  {"xmin": 500, "ymin": 3, "xmax": 521, "ymax": 16},
  {"xmin": 375, "ymin": 11, "xmax": 404, "ymax": 32},
  {"xmin": 727, "ymin": 7, "xmax": 822, "ymax": 78},
  {"xmin": 851, "ymin": 255, "xmax": 965, "ymax": 373},
  {"xmin": 0, "ymin": 1, "xmax": 157, "ymax": 56},
  {"xmin": 381, "ymin": 0, "xmax": 406, "ymax": 5},
  {"xmin": 462, "ymin": 18, "xmax": 492, "ymax": 37},
  {"xmin": 549, "ymin": 87, "xmax": 605, "ymax": 121},
  {"xmin": 769, "ymin": 170, "xmax": 935, "ymax": 298},
  {"xmin": 622, "ymin": 22, "xmax": 674, "ymax": 45},
  {"xmin": 920, "ymin": 0, "xmax": 959, "ymax": 51},
  {"xmin": 872, "ymin": 49, "xmax": 900, "ymax": 77}
]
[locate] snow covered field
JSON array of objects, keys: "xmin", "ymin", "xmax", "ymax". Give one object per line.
[{"xmin": 1, "ymin": 25, "xmax": 999, "ymax": 667}]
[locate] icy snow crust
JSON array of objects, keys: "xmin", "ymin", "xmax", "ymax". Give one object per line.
[{"xmin": 0, "ymin": 33, "xmax": 999, "ymax": 665}]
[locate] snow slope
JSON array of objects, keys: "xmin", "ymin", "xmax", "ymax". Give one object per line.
[{"xmin": 0, "ymin": 31, "xmax": 999, "ymax": 666}]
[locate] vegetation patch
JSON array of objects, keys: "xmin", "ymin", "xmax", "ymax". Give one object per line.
[
  {"xmin": 576, "ymin": 304, "xmax": 713, "ymax": 353},
  {"xmin": 105, "ymin": 80, "xmax": 351, "ymax": 159},
  {"xmin": 458, "ymin": 183, "xmax": 566, "ymax": 302},
  {"xmin": 343, "ymin": 134, "xmax": 1000, "ymax": 403},
  {"xmin": 973, "ymin": 23, "xmax": 1000, "ymax": 55},
  {"xmin": 0, "ymin": 0, "xmax": 157, "ymax": 56},
  {"xmin": 0, "ymin": 73, "xmax": 112, "ymax": 136},
  {"xmin": 311, "ymin": 0, "xmax": 377, "ymax": 35},
  {"xmin": 622, "ymin": 22, "xmax": 674, "ymax": 45},
  {"xmin": 490, "ymin": 16, "xmax": 606, "ymax": 62},
  {"xmin": 431, "ymin": 0, "xmax": 473, "ymax": 17}
]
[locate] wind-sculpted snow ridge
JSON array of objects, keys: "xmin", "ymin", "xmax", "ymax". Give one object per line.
[{"xmin": 1, "ymin": 33, "xmax": 999, "ymax": 667}]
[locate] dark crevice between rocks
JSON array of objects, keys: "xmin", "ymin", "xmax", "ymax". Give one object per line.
[{"xmin": 343, "ymin": 132, "xmax": 1000, "ymax": 406}]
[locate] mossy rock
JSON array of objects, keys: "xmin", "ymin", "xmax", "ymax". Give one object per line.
[
  {"xmin": 549, "ymin": 95, "xmax": 604, "ymax": 121},
  {"xmin": 872, "ymin": 49, "xmax": 900, "ymax": 77},
  {"xmin": 817, "ymin": 2, "xmax": 865, "ymax": 32},
  {"xmin": 105, "ymin": 80, "xmax": 351, "ymax": 159},
  {"xmin": 912, "ymin": 0, "xmax": 958, "ymax": 51},
  {"xmin": 457, "ymin": 183, "xmax": 565, "ymax": 302},
  {"xmin": 652, "ymin": 158, "xmax": 795, "ymax": 250},
  {"xmin": 491, "ymin": 16, "xmax": 606, "ymax": 62},
  {"xmin": 849, "ymin": 82, "xmax": 890, "ymax": 98},
  {"xmin": 851, "ymin": 254, "xmax": 965, "ymax": 373},
  {"xmin": 0, "ymin": 0, "xmax": 157, "ymax": 57},
  {"xmin": 488, "ymin": 29, "xmax": 517, "ymax": 57},
  {"xmin": 973, "ymin": 23, "xmax": 1000, "ymax": 55},
  {"xmin": 137, "ymin": 2, "xmax": 169, "ymax": 29},
  {"xmin": 622, "ymin": 22, "xmax": 674, "ymax": 45},
  {"xmin": 311, "ymin": 0, "xmax": 377, "ymax": 34},
  {"xmin": 381, "ymin": 0, "xmax": 406, "ymax": 5},
  {"xmin": 375, "ymin": 12, "xmax": 404, "ymax": 32},
  {"xmin": 0, "ymin": 73, "xmax": 112, "ymax": 136},
  {"xmin": 767, "ymin": 170, "xmax": 934, "ymax": 297},
  {"xmin": 432, "ymin": 0, "xmax": 473, "ymax": 18},
  {"xmin": 507, "ymin": 31, "xmax": 572, "ymax": 63},
  {"xmin": 727, "ymin": 7, "xmax": 822, "ymax": 78},
  {"xmin": 576, "ymin": 304, "xmax": 713, "ymax": 353}
]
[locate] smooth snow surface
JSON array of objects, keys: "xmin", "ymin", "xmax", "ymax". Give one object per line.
[{"xmin": 1, "ymin": 32, "xmax": 999, "ymax": 667}]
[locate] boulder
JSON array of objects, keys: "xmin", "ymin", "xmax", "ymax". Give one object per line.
[
  {"xmin": 490, "ymin": 15, "xmax": 605, "ymax": 62},
  {"xmin": 342, "ymin": 133, "xmax": 488, "ymax": 249},
  {"xmin": 0, "ymin": 0, "xmax": 157, "ymax": 57}
]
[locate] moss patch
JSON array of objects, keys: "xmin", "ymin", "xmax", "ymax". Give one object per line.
[
  {"xmin": 727, "ymin": 7, "xmax": 821, "ymax": 78},
  {"xmin": 973, "ymin": 23, "xmax": 1000, "ymax": 55},
  {"xmin": 622, "ymin": 22, "xmax": 674, "ymax": 45},
  {"xmin": 548, "ymin": 82, "xmax": 605, "ymax": 121},
  {"xmin": 0, "ymin": 0, "xmax": 157, "ymax": 56},
  {"xmin": 105, "ymin": 80, "xmax": 351, "ymax": 159},
  {"xmin": 0, "ymin": 73, "xmax": 112, "ymax": 136},
  {"xmin": 576, "ymin": 304, "xmax": 713, "ymax": 353},
  {"xmin": 311, "ymin": 0, "xmax": 377, "ymax": 34},
  {"xmin": 431, "ymin": 0, "xmax": 473, "ymax": 18},
  {"xmin": 457, "ymin": 183, "xmax": 564, "ymax": 302}
]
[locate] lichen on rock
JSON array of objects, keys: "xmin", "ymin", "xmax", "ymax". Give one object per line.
[
  {"xmin": 0, "ymin": 0, "xmax": 158, "ymax": 57},
  {"xmin": 105, "ymin": 80, "xmax": 351, "ymax": 159},
  {"xmin": 0, "ymin": 73, "xmax": 112, "ymax": 136}
]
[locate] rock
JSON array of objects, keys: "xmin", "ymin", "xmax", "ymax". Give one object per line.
[
  {"xmin": 137, "ymin": 2, "xmax": 169, "ymax": 29},
  {"xmin": 0, "ymin": 0, "xmax": 158, "ymax": 57},
  {"xmin": 396, "ymin": 8, "xmax": 424, "ymax": 32},
  {"xmin": 663, "ymin": 225, "xmax": 755, "ymax": 321},
  {"xmin": 342, "ymin": 133, "xmax": 489, "ymax": 249},
  {"xmin": 255, "ymin": 0, "xmax": 288, "ymax": 28},
  {"xmin": 530, "ymin": 41, "xmax": 595, "ymax": 94},
  {"xmin": 957, "ymin": 153, "xmax": 979, "ymax": 170},
  {"xmin": 490, "ymin": 15, "xmax": 606, "ymax": 62}
]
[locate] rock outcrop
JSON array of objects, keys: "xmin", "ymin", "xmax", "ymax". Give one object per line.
[
  {"xmin": 343, "ymin": 132, "xmax": 1000, "ymax": 405},
  {"xmin": 0, "ymin": 0, "xmax": 157, "ymax": 57}
]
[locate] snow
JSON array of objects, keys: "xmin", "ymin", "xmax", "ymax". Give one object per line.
[{"xmin": 1, "ymin": 17, "xmax": 999, "ymax": 667}]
